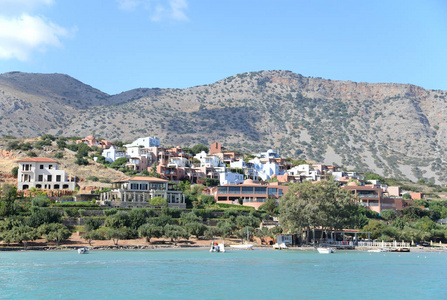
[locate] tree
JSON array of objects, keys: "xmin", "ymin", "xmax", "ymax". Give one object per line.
[
  {"xmin": 185, "ymin": 221, "xmax": 207, "ymax": 239},
  {"xmin": 381, "ymin": 209, "xmax": 397, "ymax": 221},
  {"xmin": 105, "ymin": 228, "xmax": 129, "ymax": 245},
  {"xmin": 164, "ymin": 224, "xmax": 188, "ymax": 244},
  {"xmin": 362, "ymin": 220, "xmax": 384, "ymax": 240},
  {"xmin": 204, "ymin": 226, "xmax": 222, "ymax": 240},
  {"xmin": 191, "ymin": 144, "xmax": 209, "ymax": 155},
  {"xmin": 104, "ymin": 212, "xmax": 130, "ymax": 229},
  {"xmin": 259, "ymin": 198, "xmax": 277, "ymax": 214},
  {"xmin": 150, "ymin": 196, "xmax": 166, "ymax": 207},
  {"xmin": 84, "ymin": 218, "xmax": 101, "ymax": 231},
  {"xmin": 2, "ymin": 225, "xmax": 38, "ymax": 248},
  {"xmin": 128, "ymin": 208, "xmax": 148, "ymax": 230},
  {"xmin": 217, "ymin": 221, "xmax": 236, "ymax": 240},
  {"xmin": 11, "ymin": 166, "xmax": 19, "ymax": 178},
  {"xmin": 81, "ymin": 230, "xmax": 105, "ymax": 246},
  {"xmin": 138, "ymin": 224, "xmax": 163, "ymax": 243},
  {"xmin": 26, "ymin": 208, "xmax": 62, "ymax": 228},
  {"xmin": 0, "ymin": 184, "xmax": 18, "ymax": 217},
  {"xmin": 38, "ymin": 223, "xmax": 71, "ymax": 246},
  {"xmin": 279, "ymin": 180, "xmax": 359, "ymax": 243}
]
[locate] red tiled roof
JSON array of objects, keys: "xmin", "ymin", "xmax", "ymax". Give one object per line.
[
  {"xmin": 127, "ymin": 176, "xmax": 168, "ymax": 182},
  {"xmin": 17, "ymin": 157, "xmax": 58, "ymax": 163}
]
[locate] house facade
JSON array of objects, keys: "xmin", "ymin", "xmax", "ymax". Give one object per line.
[
  {"xmin": 99, "ymin": 176, "xmax": 185, "ymax": 209},
  {"xmin": 209, "ymin": 180, "xmax": 289, "ymax": 209},
  {"xmin": 17, "ymin": 157, "xmax": 76, "ymax": 191}
]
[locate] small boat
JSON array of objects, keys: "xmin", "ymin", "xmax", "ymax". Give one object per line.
[
  {"xmin": 210, "ymin": 242, "xmax": 226, "ymax": 253},
  {"xmin": 78, "ymin": 247, "xmax": 89, "ymax": 254},
  {"xmin": 230, "ymin": 228, "xmax": 254, "ymax": 250},
  {"xmin": 273, "ymin": 242, "xmax": 288, "ymax": 250},
  {"xmin": 316, "ymin": 247, "xmax": 335, "ymax": 254},
  {"xmin": 230, "ymin": 244, "xmax": 254, "ymax": 250},
  {"xmin": 368, "ymin": 248, "xmax": 389, "ymax": 253},
  {"xmin": 397, "ymin": 247, "xmax": 410, "ymax": 252}
]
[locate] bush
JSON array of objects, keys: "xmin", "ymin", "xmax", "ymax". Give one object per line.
[
  {"xmin": 75, "ymin": 157, "xmax": 89, "ymax": 165},
  {"xmin": 86, "ymin": 176, "xmax": 99, "ymax": 182},
  {"xmin": 27, "ymin": 151, "xmax": 38, "ymax": 157},
  {"xmin": 99, "ymin": 178, "xmax": 111, "ymax": 183},
  {"xmin": 54, "ymin": 152, "xmax": 64, "ymax": 159},
  {"xmin": 103, "ymin": 208, "xmax": 118, "ymax": 216},
  {"xmin": 84, "ymin": 218, "xmax": 101, "ymax": 231},
  {"xmin": 11, "ymin": 166, "xmax": 19, "ymax": 178}
]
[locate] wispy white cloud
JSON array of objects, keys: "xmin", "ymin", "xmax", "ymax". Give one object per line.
[
  {"xmin": 116, "ymin": 0, "xmax": 141, "ymax": 11},
  {"xmin": 116, "ymin": 0, "xmax": 189, "ymax": 22},
  {"xmin": 0, "ymin": 0, "xmax": 71, "ymax": 61}
]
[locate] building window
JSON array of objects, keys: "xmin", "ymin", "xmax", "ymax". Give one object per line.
[
  {"xmin": 130, "ymin": 183, "xmax": 139, "ymax": 190},
  {"xmin": 268, "ymin": 188, "xmax": 277, "ymax": 196},
  {"xmin": 38, "ymin": 175, "xmax": 43, "ymax": 181},
  {"xmin": 279, "ymin": 190, "xmax": 283, "ymax": 197},
  {"xmin": 255, "ymin": 187, "xmax": 267, "ymax": 194},
  {"xmin": 40, "ymin": 165, "xmax": 44, "ymax": 169},
  {"xmin": 228, "ymin": 187, "xmax": 240, "ymax": 194},
  {"xmin": 140, "ymin": 184, "xmax": 148, "ymax": 190},
  {"xmin": 56, "ymin": 175, "xmax": 61, "ymax": 182},
  {"xmin": 47, "ymin": 175, "xmax": 52, "ymax": 182},
  {"xmin": 217, "ymin": 187, "xmax": 227, "ymax": 194},
  {"xmin": 242, "ymin": 187, "xmax": 253, "ymax": 194}
]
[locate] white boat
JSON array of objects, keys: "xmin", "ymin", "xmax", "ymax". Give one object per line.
[
  {"xmin": 273, "ymin": 242, "xmax": 288, "ymax": 250},
  {"xmin": 230, "ymin": 228, "xmax": 254, "ymax": 250},
  {"xmin": 230, "ymin": 244, "xmax": 254, "ymax": 250},
  {"xmin": 78, "ymin": 247, "xmax": 89, "ymax": 254},
  {"xmin": 210, "ymin": 242, "xmax": 226, "ymax": 253},
  {"xmin": 316, "ymin": 247, "xmax": 335, "ymax": 254},
  {"xmin": 368, "ymin": 248, "xmax": 389, "ymax": 253}
]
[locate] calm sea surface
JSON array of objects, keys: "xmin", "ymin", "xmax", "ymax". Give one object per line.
[{"xmin": 1, "ymin": 249, "xmax": 446, "ymax": 299}]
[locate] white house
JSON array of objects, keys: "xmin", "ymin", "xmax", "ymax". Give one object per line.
[
  {"xmin": 17, "ymin": 157, "xmax": 76, "ymax": 190},
  {"xmin": 256, "ymin": 149, "xmax": 280, "ymax": 159},
  {"xmin": 249, "ymin": 157, "xmax": 280, "ymax": 181},
  {"xmin": 102, "ymin": 145, "xmax": 126, "ymax": 163},
  {"xmin": 287, "ymin": 164, "xmax": 320, "ymax": 181},
  {"xmin": 124, "ymin": 136, "xmax": 160, "ymax": 148},
  {"xmin": 219, "ymin": 172, "xmax": 244, "ymax": 185},
  {"xmin": 194, "ymin": 151, "xmax": 223, "ymax": 168}
]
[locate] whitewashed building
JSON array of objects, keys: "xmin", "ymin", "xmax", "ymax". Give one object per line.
[
  {"xmin": 17, "ymin": 157, "xmax": 76, "ymax": 190},
  {"xmin": 219, "ymin": 172, "xmax": 244, "ymax": 185},
  {"xmin": 124, "ymin": 136, "xmax": 160, "ymax": 148}
]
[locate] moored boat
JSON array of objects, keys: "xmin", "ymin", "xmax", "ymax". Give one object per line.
[
  {"xmin": 210, "ymin": 242, "xmax": 226, "ymax": 253},
  {"xmin": 78, "ymin": 247, "xmax": 89, "ymax": 254},
  {"xmin": 316, "ymin": 247, "xmax": 335, "ymax": 254}
]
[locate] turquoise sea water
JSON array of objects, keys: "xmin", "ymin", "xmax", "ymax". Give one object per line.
[{"xmin": 1, "ymin": 249, "xmax": 446, "ymax": 299}]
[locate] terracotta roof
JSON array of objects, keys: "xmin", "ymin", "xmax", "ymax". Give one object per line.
[
  {"xmin": 17, "ymin": 157, "xmax": 58, "ymax": 163},
  {"xmin": 127, "ymin": 176, "xmax": 168, "ymax": 182}
]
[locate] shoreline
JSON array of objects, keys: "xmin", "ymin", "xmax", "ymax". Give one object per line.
[{"xmin": 1, "ymin": 244, "xmax": 445, "ymax": 252}]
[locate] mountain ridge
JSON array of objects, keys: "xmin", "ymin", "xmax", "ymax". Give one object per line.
[{"xmin": 1, "ymin": 70, "xmax": 447, "ymax": 183}]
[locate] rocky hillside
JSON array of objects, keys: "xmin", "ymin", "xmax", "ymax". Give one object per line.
[{"xmin": 1, "ymin": 70, "xmax": 447, "ymax": 183}]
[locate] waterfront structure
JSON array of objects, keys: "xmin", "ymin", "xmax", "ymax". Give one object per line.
[
  {"xmin": 17, "ymin": 157, "xmax": 76, "ymax": 190},
  {"xmin": 99, "ymin": 176, "xmax": 185, "ymax": 209},
  {"xmin": 209, "ymin": 179, "xmax": 288, "ymax": 209}
]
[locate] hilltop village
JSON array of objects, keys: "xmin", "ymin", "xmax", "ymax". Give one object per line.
[{"xmin": 1, "ymin": 134, "xmax": 447, "ymax": 249}]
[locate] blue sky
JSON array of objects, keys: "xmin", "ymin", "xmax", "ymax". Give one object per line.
[{"xmin": 1, "ymin": 0, "xmax": 446, "ymax": 95}]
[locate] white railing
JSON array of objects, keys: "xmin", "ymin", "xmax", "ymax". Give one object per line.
[{"xmin": 357, "ymin": 241, "xmax": 410, "ymax": 248}]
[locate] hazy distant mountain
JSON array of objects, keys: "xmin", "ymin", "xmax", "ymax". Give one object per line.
[{"xmin": 1, "ymin": 70, "xmax": 447, "ymax": 183}]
